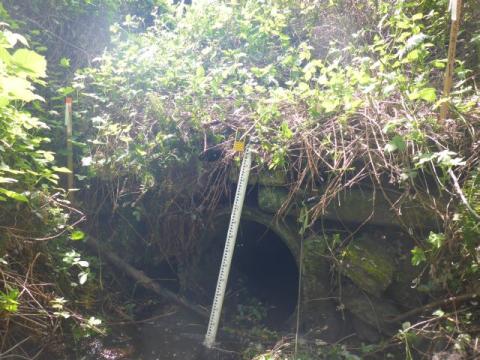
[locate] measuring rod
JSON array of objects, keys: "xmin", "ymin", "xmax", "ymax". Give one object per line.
[{"xmin": 204, "ymin": 146, "xmax": 252, "ymax": 348}]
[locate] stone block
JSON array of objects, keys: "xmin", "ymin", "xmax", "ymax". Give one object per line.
[{"xmin": 340, "ymin": 235, "xmax": 395, "ymax": 297}]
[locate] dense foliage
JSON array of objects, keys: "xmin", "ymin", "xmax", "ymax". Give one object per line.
[
  {"xmin": 0, "ymin": 0, "xmax": 479, "ymax": 358},
  {"xmin": 75, "ymin": 0, "xmax": 479, "ymax": 357}
]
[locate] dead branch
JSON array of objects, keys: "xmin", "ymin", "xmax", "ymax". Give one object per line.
[{"xmin": 86, "ymin": 236, "xmax": 208, "ymax": 319}]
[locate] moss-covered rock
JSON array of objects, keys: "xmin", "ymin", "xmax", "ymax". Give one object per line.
[{"xmin": 340, "ymin": 236, "xmax": 395, "ymax": 297}]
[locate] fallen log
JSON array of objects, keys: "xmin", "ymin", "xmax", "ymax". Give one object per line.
[{"xmin": 86, "ymin": 236, "xmax": 209, "ymax": 320}]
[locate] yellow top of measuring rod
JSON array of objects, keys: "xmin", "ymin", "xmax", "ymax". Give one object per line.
[{"xmin": 233, "ymin": 140, "xmax": 245, "ymax": 152}]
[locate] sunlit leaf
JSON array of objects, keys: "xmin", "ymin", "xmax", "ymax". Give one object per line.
[
  {"xmin": 70, "ymin": 230, "xmax": 85, "ymax": 241},
  {"xmin": 0, "ymin": 188, "xmax": 28, "ymax": 202},
  {"xmin": 12, "ymin": 48, "xmax": 47, "ymax": 78}
]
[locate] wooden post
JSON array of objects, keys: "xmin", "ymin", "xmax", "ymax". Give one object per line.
[
  {"xmin": 439, "ymin": 0, "xmax": 463, "ymax": 124},
  {"xmin": 65, "ymin": 97, "xmax": 74, "ymax": 199}
]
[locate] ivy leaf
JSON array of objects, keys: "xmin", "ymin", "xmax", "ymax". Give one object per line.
[
  {"xmin": 385, "ymin": 135, "xmax": 406, "ymax": 153},
  {"xmin": 70, "ymin": 230, "xmax": 85, "ymax": 241},
  {"xmin": 59, "ymin": 57, "xmax": 70, "ymax": 68},
  {"xmin": 427, "ymin": 232, "xmax": 445, "ymax": 249},
  {"xmin": 411, "ymin": 247, "xmax": 426, "ymax": 266}
]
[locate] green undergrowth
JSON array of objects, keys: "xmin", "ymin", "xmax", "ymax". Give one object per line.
[
  {"xmin": 0, "ymin": 13, "xmax": 109, "ymax": 358},
  {"xmin": 72, "ymin": 0, "xmax": 480, "ymax": 357}
]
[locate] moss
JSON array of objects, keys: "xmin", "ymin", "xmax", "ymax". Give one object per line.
[{"xmin": 341, "ymin": 236, "xmax": 395, "ymax": 297}]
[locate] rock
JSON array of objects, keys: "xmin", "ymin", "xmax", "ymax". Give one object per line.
[
  {"xmin": 351, "ymin": 315, "xmax": 381, "ymax": 343},
  {"xmin": 342, "ymin": 284, "xmax": 401, "ymax": 335},
  {"xmin": 340, "ymin": 235, "xmax": 395, "ymax": 297}
]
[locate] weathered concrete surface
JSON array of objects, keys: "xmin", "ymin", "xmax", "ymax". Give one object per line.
[
  {"xmin": 340, "ymin": 235, "xmax": 395, "ymax": 297},
  {"xmin": 229, "ymin": 167, "xmax": 288, "ymax": 186},
  {"xmin": 387, "ymin": 256, "xmax": 424, "ymax": 309},
  {"xmin": 301, "ymin": 235, "xmax": 343, "ymax": 341},
  {"xmin": 257, "ymin": 185, "xmax": 437, "ymax": 228},
  {"xmin": 188, "ymin": 198, "xmax": 423, "ymax": 343},
  {"xmin": 258, "ymin": 186, "xmax": 296, "ymax": 214}
]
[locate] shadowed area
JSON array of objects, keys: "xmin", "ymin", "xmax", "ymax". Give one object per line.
[{"xmin": 228, "ymin": 220, "xmax": 299, "ymax": 328}]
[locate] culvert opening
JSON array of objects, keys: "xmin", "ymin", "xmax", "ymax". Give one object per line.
[{"xmin": 224, "ymin": 220, "xmax": 299, "ymax": 329}]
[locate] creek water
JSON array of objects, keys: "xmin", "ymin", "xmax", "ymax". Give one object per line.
[{"xmin": 81, "ymin": 305, "xmax": 254, "ymax": 360}]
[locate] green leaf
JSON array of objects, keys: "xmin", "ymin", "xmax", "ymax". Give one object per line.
[
  {"xmin": 385, "ymin": 135, "xmax": 406, "ymax": 153},
  {"xmin": 77, "ymin": 260, "xmax": 89, "ymax": 268},
  {"xmin": 409, "ymin": 87, "xmax": 437, "ymax": 103},
  {"xmin": 427, "ymin": 232, "xmax": 445, "ymax": 249},
  {"xmin": 406, "ymin": 49, "xmax": 419, "ymax": 62},
  {"xmin": 52, "ymin": 166, "xmax": 72, "ymax": 173},
  {"xmin": 0, "ymin": 177, "xmax": 17, "ymax": 184},
  {"xmin": 2, "ymin": 76, "xmax": 40, "ymax": 102},
  {"xmin": 59, "ymin": 57, "xmax": 70, "ymax": 68},
  {"xmin": 11, "ymin": 49, "xmax": 47, "ymax": 78},
  {"xmin": 280, "ymin": 122, "xmax": 293, "ymax": 139},
  {"xmin": 70, "ymin": 230, "xmax": 85, "ymax": 241},
  {"xmin": 87, "ymin": 316, "xmax": 102, "ymax": 326},
  {"xmin": 78, "ymin": 271, "xmax": 88, "ymax": 285},
  {"xmin": 4, "ymin": 30, "xmax": 28, "ymax": 48},
  {"xmin": 0, "ymin": 188, "xmax": 28, "ymax": 202},
  {"xmin": 411, "ymin": 247, "xmax": 426, "ymax": 266},
  {"xmin": 0, "ymin": 289, "xmax": 19, "ymax": 312},
  {"xmin": 418, "ymin": 88, "xmax": 436, "ymax": 102},
  {"xmin": 411, "ymin": 13, "xmax": 423, "ymax": 21}
]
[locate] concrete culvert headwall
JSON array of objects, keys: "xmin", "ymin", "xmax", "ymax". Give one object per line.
[{"xmin": 180, "ymin": 173, "xmax": 431, "ymax": 343}]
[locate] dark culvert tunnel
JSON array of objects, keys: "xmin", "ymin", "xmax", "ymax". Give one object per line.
[{"xmin": 224, "ymin": 220, "xmax": 299, "ymax": 329}]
